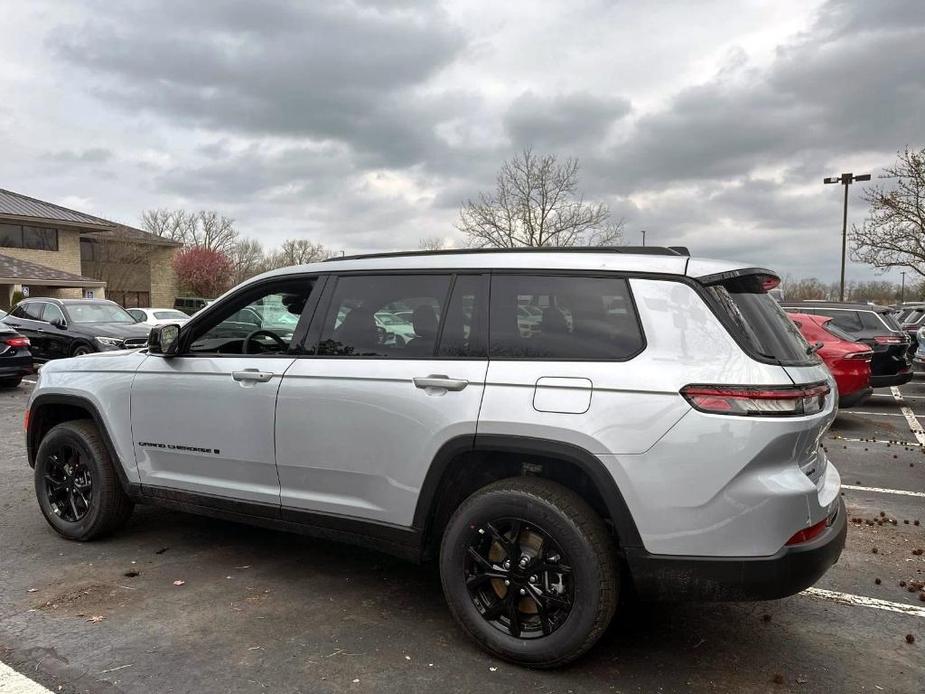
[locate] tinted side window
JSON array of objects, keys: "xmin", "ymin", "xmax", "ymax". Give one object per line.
[
  {"xmin": 827, "ymin": 311, "xmax": 863, "ymax": 333},
  {"xmin": 859, "ymin": 311, "xmax": 889, "ymax": 331},
  {"xmin": 489, "ymin": 275, "xmax": 644, "ymax": 360},
  {"xmin": 20, "ymin": 303, "xmax": 45, "ymax": 321},
  {"xmin": 318, "ymin": 275, "xmax": 451, "ymax": 358},
  {"xmin": 437, "ymin": 275, "xmax": 486, "ymax": 358}
]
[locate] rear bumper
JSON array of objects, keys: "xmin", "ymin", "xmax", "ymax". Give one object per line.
[
  {"xmin": 838, "ymin": 386, "xmax": 872, "ymax": 408},
  {"xmin": 870, "ymin": 370, "xmax": 913, "ymax": 387},
  {"xmin": 626, "ymin": 497, "xmax": 846, "ymax": 601},
  {"xmin": 0, "ymin": 356, "xmax": 33, "ymax": 378}
]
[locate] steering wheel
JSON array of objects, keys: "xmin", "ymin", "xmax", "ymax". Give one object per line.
[{"xmin": 243, "ymin": 329, "xmax": 287, "ymax": 354}]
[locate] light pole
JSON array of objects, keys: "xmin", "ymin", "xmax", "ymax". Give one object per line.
[
  {"xmin": 640, "ymin": 229, "xmax": 647, "ymax": 247},
  {"xmin": 900, "ymin": 271, "xmax": 906, "ymax": 304},
  {"xmin": 824, "ymin": 172, "xmax": 870, "ymax": 302}
]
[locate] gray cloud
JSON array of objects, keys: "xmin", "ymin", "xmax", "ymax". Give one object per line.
[{"xmin": 504, "ymin": 92, "xmax": 631, "ymax": 149}]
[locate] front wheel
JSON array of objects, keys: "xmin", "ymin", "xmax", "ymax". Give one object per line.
[
  {"xmin": 34, "ymin": 420, "xmax": 134, "ymax": 541},
  {"xmin": 439, "ymin": 477, "xmax": 618, "ymax": 668},
  {"xmin": 71, "ymin": 344, "xmax": 93, "ymax": 357}
]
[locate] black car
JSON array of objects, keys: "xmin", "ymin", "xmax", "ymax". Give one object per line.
[
  {"xmin": 3, "ymin": 298, "xmax": 151, "ymax": 361},
  {"xmin": 781, "ymin": 301, "xmax": 912, "ymax": 387},
  {"xmin": 0, "ymin": 322, "xmax": 33, "ymax": 387}
]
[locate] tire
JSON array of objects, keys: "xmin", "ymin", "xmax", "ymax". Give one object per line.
[
  {"xmin": 439, "ymin": 476, "xmax": 618, "ymax": 668},
  {"xmin": 71, "ymin": 344, "xmax": 93, "ymax": 357},
  {"xmin": 34, "ymin": 420, "xmax": 134, "ymax": 541},
  {"xmin": 0, "ymin": 377, "xmax": 21, "ymax": 388}
]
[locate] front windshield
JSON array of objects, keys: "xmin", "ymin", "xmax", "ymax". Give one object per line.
[{"xmin": 66, "ymin": 303, "xmax": 136, "ymax": 324}]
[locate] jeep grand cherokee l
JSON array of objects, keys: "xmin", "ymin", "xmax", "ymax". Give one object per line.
[{"xmin": 25, "ymin": 248, "xmax": 844, "ymax": 668}]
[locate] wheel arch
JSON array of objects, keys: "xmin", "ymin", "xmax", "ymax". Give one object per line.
[
  {"xmin": 27, "ymin": 393, "xmax": 137, "ymax": 495},
  {"xmin": 414, "ymin": 434, "xmax": 643, "ymax": 557}
]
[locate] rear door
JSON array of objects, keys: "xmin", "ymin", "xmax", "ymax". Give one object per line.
[{"xmin": 275, "ymin": 273, "xmax": 489, "ymax": 525}]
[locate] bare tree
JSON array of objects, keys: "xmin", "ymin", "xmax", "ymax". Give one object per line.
[
  {"xmin": 419, "ymin": 236, "xmax": 449, "ymax": 251},
  {"xmin": 458, "ymin": 149, "xmax": 624, "ymax": 248},
  {"xmin": 140, "ymin": 208, "xmax": 238, "ymax": 252},
  {"xmin": 850, "ymin": 146, "xmax": 925, "ymax": 277},
  {"xmin": 188, "ymin": 210, "xmax": 238, "ymax": 253},
  {"xmin": 140, "ymin": 209, "xmax": 193, "ymax": 244},
  {"xmin": 230, "ymin": 238, "xmax": 267, "ymax": 285},
  {"xmin": 267, "ymin": 239, "xmax": 328, "ymax": 268},
  {"xmin": 81, "ymin": 227, "xmax": 150, "ymax": 298}
]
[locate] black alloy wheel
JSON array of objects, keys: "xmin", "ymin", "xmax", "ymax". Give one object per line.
[
  {"xmin": 464, "ymin": 518, "xmax": 573, "ymax": 639},
  {"xmin": 43, "ymin": 444, "xmax": 93, "ymax": 522}
]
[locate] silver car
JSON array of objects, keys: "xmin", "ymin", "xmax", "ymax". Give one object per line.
[{"xmin": 25, "ymin": 247, "xmax": 844, "ymax": 667}]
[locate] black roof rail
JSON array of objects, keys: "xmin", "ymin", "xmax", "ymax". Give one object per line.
[{"xmin": 326, "ymin": 246, "xmax": 687, "ymax": 262}]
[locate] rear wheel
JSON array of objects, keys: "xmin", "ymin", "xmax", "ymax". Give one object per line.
[
  {"xmin": 34, "ymin": 420, "xmax": 133, "ymax": 540},
  {"xmin": 440, "ymin": 477, "xmax": 617, "ymax": 668}
]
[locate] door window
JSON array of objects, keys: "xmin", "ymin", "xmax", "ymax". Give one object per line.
[
  {"xmin": 42, "ymin": 303, "xmax": 65, "ymax": 324},
  {"xmin": 317, "ymin": 275, "xmax": 451, "ymax": 357},
  {"xmin": 489, "ymin": 275, "xmax": 644, "ymax": 360},
  {"xmin": 185, "ymin": 279, "xmax": 317, "ymax": 355},
  {"xmin": 17, "ymin": 302, "xmax": 46, "ymax": 321},
  {"xmin": 437, "ymin": 275, "xmax": 487, "ymax": 358}
]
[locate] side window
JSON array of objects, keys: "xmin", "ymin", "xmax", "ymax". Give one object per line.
[
  {"xmin": 185, "ymin": 279, "xmax": 316, "ymax": 355},
  {"xmin": 318, "ymin": 275, "xmax": 451, "ymax": 357},
  {"xmin": 827, "ymin": 311, "xmax": 863, "ymax": 332},
  {"xmin": 9, "ymin": 305, "xmax": 27, "ymax": 319},
  {"xmin": 42, "ymin": 303, "xmax": 65, "ymax": 324},
  {"xmin": 859, "ymin": 311, "xmax": 889, "ymax": 331},
  {"xmin": 127, "ymin": 309, "xmax": 145, "ymax": 321},
  {"xmin": 20, "ymin": 303, "xmax": 46, "ymax": 321},
  {"xmin": 437, "ymin": 275, "xmax": 487, "ymax": 358},
  {"xmin": 489, "ymin": 275, "xmax": 644, "ymax": 360}
]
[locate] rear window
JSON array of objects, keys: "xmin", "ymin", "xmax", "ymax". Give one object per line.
[
  {"xmin": 821, "ymin": 320, "xmax": 857, "ymax": 343},
  {"xmin": 707, "ymin": 275, "xmax": 814, "ymax": 364},
  {"xmin": 489, "ymin": 275, "xmax": 644, "ymax": 360}
]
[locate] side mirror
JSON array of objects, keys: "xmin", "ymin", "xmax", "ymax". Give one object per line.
[
  {"xmin": 148, "ymin": 323, "xmax": 181, "ymax": 356},
  {"xmin": 52, "ymin": 318, "xmax": 67, "ymax": 330}
]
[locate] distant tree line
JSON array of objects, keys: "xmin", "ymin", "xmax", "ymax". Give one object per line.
[
  {"xmin": 782, "ymin": 276, "xmax": 918, "ymax": 304},
  {"xmin": 141, "ymin": 209, "xmax": 329, "ymax": 298}
]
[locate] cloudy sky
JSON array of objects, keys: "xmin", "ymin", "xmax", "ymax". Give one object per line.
[{"xmin": 0, "ymin": 0, "xmax": 922, "ymax": 281}]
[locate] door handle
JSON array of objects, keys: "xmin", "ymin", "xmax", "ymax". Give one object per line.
[
  {"xmin": 232, "ymin": 369, "xmax": 273, "ymax": 383},
  {"xmin": 413, "ymin": 375, "xmax": 469, "ymax": 391}
]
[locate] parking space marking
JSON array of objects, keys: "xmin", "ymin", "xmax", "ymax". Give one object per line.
[
  {"xmin": 0, "ymin": 661, "xmax": 53, "ymax": 694},
  {"xmin": 801, "ymin": 587, "xmax": 925, "ymax": 617},
  {"xmin": 891, "ymin": 386, "xmax": 925, "ymax": 446},
  {"xmin": 22, "ymin": 379, "xmax": 35, "ymax": 385},
  {"xmin": 828, "ymin": 435, "xmax": 922, "ymax": 447},
  {"xmin": 842, "ymin": 411, "xmax": 914, "ymax": 418},
  {"xmin": 872, "ymin": 393, "xmax": 925, "ymax": 400},
  {"xmin": 842, "ymin": 484, "xmax": 925, "ymax": 498}
]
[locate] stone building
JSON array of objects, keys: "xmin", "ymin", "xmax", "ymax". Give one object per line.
[{"xmin": 0, "ymin": 188, "xmax": 181, "ymax": 309}]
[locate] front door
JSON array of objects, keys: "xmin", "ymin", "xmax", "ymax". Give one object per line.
[
  {"xmin": 276, "ymin": 273, "xmax": 489, "ymax": 526},
  {"xmin": 131, "ymin": 277, "xmax": 319, "ymax": 506}
]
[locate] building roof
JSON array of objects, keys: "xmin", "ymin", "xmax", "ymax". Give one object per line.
[
  {"xmin": 0, "ymin": 253, "xmax": 105, "ymax": 288},
  {"xmin": 0, "ymin": 188, "xmax": 181, "ymax": 247}
]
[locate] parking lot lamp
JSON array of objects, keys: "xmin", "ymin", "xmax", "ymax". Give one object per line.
[
  {"xmin": 824, "ymin": 172, "xmax": 871, "ymax": 302},
  {"xmin": 900, "ymin": 271, "xmax": 906, "ymax": 303},
  {"xmin": 640, "ymin": 229, "xmax": 647, "ymax": 246}
]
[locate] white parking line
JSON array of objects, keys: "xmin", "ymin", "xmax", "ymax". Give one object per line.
[
  {"xmin": 22, "ymin": 379, "xmax": 35, "ymax": 385},
  {"xmin": 0, "ymin": 661, "xmax": 53, "ymax": 693},
  {"xmin": 842, "ymin": 411, "xmax": 913, "ymax": 418},
  {"xmin": 872, "ymin": 392, "xmax": 925, "ymax": 400},
  {"xmin": 891, "ymin": 386, "xmax": 925, "ymax": 446},
  {"xmin": 842, "ymin": 484, "xmax": 925, "ymax": 498},
  {"xmin": 801, "ymin": 587, "xmax": 925, "ymax": 618},
  {"xmin": 828, "ymin": 435, "xmax": 922, "ymax": 447}
]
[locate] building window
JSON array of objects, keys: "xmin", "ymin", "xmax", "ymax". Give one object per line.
[
  {"xmin": 80, "ymin": 239, "xmax": 100, "ymax": 261},
  {"xmin": 0, "ymin": 223, "xmax": 59, "ymax": 251}
]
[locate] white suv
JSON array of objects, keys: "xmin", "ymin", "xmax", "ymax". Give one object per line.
[{"xmin": 25, "ymin": 248, "xmax": 845, "ymax": 667}]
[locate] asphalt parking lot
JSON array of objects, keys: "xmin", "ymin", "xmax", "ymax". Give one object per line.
[{"xmin": 1, "ymin": 380, "xmax": 923, "ymax": 693}]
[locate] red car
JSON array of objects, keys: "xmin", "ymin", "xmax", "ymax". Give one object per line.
[{"xmin": 789, "ymin": 312, "xmax": 873, "ymax": 407}]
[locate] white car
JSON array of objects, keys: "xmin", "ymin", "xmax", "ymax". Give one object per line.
[
  {"xmin": 25, "ymin": 247, "xmax": 843, "ymax": 667},
  {"xmin": 127, "ymin": 307, "xmax": 191, "ymax": 327}
]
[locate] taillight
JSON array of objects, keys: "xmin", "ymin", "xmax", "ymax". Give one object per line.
[
  {"xmin": 785, "ymin": 517, "xmax": 828, "ymax": 546},
  {"xmin": 873, "ymin": 335, "xmax": 905, "ymax": 345},
  {"xmin": 758, "ymin": 274, "xmax": 780, "ymax": 291},
  {"xmin": 4, "ymin": 336, "xmax": 29, "ymax": 348},
  {"xmin": 680, "ymin": 382, "xmax": 830, "ymax": 416},
  {"xmin": 842, "ymin": 350, "xmax": 873, "ymax": 361}
]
